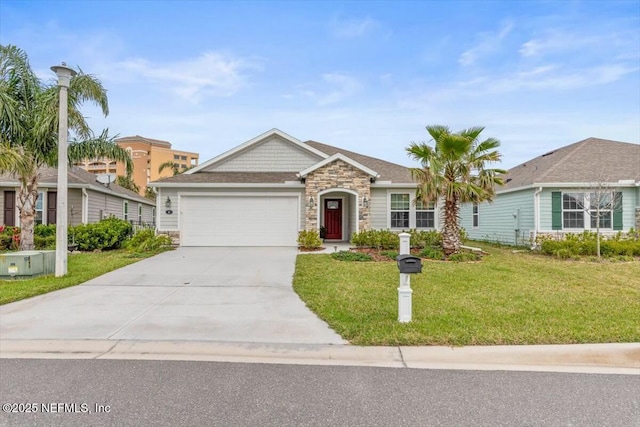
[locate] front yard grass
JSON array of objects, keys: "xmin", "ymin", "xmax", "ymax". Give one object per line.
[
  {"xmin": 0, "ymin": 250, "xmax": 168, "ymax": 305},
  {"xmin": 293, "ymin": 244, "xmax": 640, "ymax": 346}
]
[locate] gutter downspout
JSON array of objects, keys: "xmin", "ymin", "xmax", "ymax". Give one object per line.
[
  {"xmin": 533, "ymin": 186, "xmax": 542, "ymax": 247},
  {"xmin": 81, "ymin": 188, "xmax": 89, "ymax": 224}
]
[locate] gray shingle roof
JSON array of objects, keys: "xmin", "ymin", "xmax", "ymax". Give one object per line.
[
  {"xmin": 503, "ymin": 137, "xmax": 640, "ymax": 189},
  {"xmin": 154, "ymin": 172, "xmax": 300, "ymax": 184},
  {"xmin": 153, "ymin": 138, "xmax": 415, "ymax": 185},
  {"xmin": 0, "ymin": 166, "xmax": 154, "ymax": 205}
]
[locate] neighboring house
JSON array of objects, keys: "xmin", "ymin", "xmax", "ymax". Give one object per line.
[
  {"xmin": 75, "ymin": 135, "xmax": 199, "ymax": 195},
  {"xmin": 459, "ymin": 138, "xmax": 640, "ymax": 245},
  {"xmin": 1, "ymin": 167, "xmax": 156, "ymax": 227},
  {"xmin": 152, "ymin": 128, "xmax": 432, "ymax": 247}
]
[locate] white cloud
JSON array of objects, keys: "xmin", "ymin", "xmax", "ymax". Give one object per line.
[
  {"xmin": 297, "ymin": 73, "xmax": 362, "ymax": 106},
  {"xmin": 459, "ymin": 21, "xmax": 514, "ymax": 66},
  {"xmin": 117, "ymin": 52, "xmax": 259, "ymax": 103},
  {"xmin": 330, "ymin": 16, "xmax": 378, "ymax": 38}
]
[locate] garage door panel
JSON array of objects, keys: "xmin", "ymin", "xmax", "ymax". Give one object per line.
[{"xmin": 181, "ymin": 196, "xmax": 299, "ymax": 246}]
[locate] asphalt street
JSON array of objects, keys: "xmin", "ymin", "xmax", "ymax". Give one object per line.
[{"xmin": 1, "ymin": 359, "xmax": 638, "ymax": 427}]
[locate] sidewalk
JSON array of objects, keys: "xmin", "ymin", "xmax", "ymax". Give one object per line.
[{"xmin": 1, "ymin": 340, "xmax": 637, "ymax": 375}]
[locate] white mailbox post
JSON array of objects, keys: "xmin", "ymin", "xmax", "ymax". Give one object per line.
[{"xmin": 398, "ymin": 232, "xmax": 412, "ymax": 322}]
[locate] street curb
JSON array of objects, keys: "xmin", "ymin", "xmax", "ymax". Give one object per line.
[{"xmin": 1, "ymin": 340, "xmax": 638, "ymax": 375}]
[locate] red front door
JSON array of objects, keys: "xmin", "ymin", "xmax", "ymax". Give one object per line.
[{"xmin": 324, "ymin": 199, "xmax": 342, "ymax": 240}]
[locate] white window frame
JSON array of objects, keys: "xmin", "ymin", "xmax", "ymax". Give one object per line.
[
  {"xmin": 388, "ymin": 192, "xmax": 437, "ymax": 229},
  {"xmin": 138, "ymin": 204, "xmax": 143, "ymax": 224},
  {"xmin": 561, "ymin": 192, "xmax": 613, "ymax": 231},
  {"xmin": 35, "ymin": 191, "xmax": 45, "ymax": 225},
  {"xmin": 389, "ymin": 193, "xmax": 410, "ymax": 228},
  {"xmin": 123, "ymin": 201, "xmax": 129, "ymax": 221},
  {"xmin": 415, "ymin": 199, "xmax": 436, "ymax": 228},
  {"xmin": 588, "ymin": 192, "xmax": 613, "ymax": 230},
  {"xmin": 472, "ymin": 203, "xmax": 479, "ymax": 228}
]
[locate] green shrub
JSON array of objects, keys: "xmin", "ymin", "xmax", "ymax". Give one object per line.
[
  {"xmin": 125, "ymin": 229, "xmax": 172, "ymax": 253},
  {"xmin": 35, "ymin": 224, "xmax": 56, "ymax": 238},
  {"xmin": 380, "ymin": 250, "xmax": 399, "ymax": 260},
  {"xmin": 70, "ymin": 217, "xmax": 133, "ymax": 251},
  {"xmin": 420, "ymin": 247, "xmax": 444, "ymax": 260},
  {"xmin": 448, "ymin": 252, "xmax": 480, "ymax": 262},
  {"xmin": 331, "ymin": 250, "xmax": 373, "ymax": 262},
  {"xmin": 34, "ymin": 235, "xmax": 56, "ymax": 250},
  {"xmin": 350, "ymin": 230, "xmax": 399, "ymax": 250},
  {"xmin": 297, "ymin": 230, "xmax": 322, "ymax": 249},
  {"xmin": 409, "ymin": 229, "xmax": 442, "ymax": 249},
  {"xmin": 539, "ymin": 232, "xmax": 640, "ymax": 258},
  {"xmin": 0, "ymin": 225, "xmax": 20, "ymax": 251}
]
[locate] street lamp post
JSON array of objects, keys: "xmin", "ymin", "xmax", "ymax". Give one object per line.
[{"xmin": 51, "ymin": 62, "xmax": 77, "ymax": 277}]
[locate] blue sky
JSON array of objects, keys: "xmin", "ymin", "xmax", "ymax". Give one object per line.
[{"xmin": 1, "ymin": 0, "xmax": 639, "ymax": 169}]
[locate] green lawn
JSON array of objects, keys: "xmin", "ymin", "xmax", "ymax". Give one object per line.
[
  {"xmin": 0, "ymin": 250, "xmax": 168, "ymax": 305},
  {"xmin": 293, "ymin": 245, "xmax": 640, "ymax": 346}
]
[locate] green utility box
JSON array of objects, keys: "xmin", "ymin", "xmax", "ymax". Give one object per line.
[{"xmin": 0, "ymin": 251, "xmax": 45, "ymax": 279}]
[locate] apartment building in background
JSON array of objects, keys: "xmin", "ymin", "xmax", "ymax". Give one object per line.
[{"xmin": 76, "ymin": 135, "xmax": 199, "ymax": 195}]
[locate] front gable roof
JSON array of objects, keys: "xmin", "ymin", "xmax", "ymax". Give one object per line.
[
  {"xmin": 186, "ymin": 128, "xmax": 328, "ymax": 174},
  {"xmin": 152, "ymin": 129, "xmax": 416, "ymax": 186},
  {"xmin": 503, "ymin": 137, "xmax": 640, "ymax": 190},
  {"xmin": 298, "ymin": 153, "xmax": 380, "ymax": 178}
]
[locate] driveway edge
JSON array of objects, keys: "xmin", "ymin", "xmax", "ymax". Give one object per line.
[{"xmin": 1, "ymin": 340, "xmax": 638, "ymax": 375}]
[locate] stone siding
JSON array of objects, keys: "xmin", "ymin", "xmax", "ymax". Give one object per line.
[{"xmin": 304, "ymin": 159, "xmax": 371, "ymax": 232}]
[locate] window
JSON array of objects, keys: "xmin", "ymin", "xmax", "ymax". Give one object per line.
[
  {"xmin": 389, "ymin": 193, "xmax": 436, "ymax": 229},
  {"xmin": 589, "ymin": 192, "xmax": 613, "ymax": 229},
  {"xmin": 173, "ymin": 154, "xmax": 180, "ymax": 160},
  {"xmin": 390, "ymin": 194, "xmax": 410, "ymax": 228},
  {"xmin": 472, "ymin": 203, "xmax": 479, "ymax": 228},
  {"xmin": 180, "ymin": 155, "xmax": 187, "ymax": 160},
  {"xmin": 560, "ymin": 192, "xmax": 616, "ymax": 230},
  {"xmin": 35, "ymin": 192, "xmax": 44, "ymax": 225},
  {"xmin": 152, "ymin": 207, "xmax": 156, "ymax": 225},
  {"xmin": 123, "ymin": 201, "xmax": 129, "ymax": 221},
  {"xmin": 181, "ymin": 164, "xmax": 187, "ymax": 169},
  {"xmin": 562, "ymin": 193, "xmax": 585, "ymax": 228},
  {"xmin": 138, "ymin": 204, "xmax": 142, "ymax": 224},
  {"xmin": 416, "ymin": 199, "xmax": 435, "ymax": 228}
]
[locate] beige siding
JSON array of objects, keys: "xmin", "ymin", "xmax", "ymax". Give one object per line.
[
  {"xmin": 370, "ymin": 188, "xmax": 388, "ymax": 229},
  {"xmin": 158, "ymin": 187, "xmax": 305, "ymax": 231},
  {"xmin": 68, "ymin": 189, "xmax": 84, "ymax": 226},
  {"xmin": 87, "ymin": 190, "xmax": 129, "ymax": 222},
  {"xmin": 205, "ymin": 136, "xmax": 320, "ymax": 172}
]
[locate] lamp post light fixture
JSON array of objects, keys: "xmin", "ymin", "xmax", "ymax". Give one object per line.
[{"xmin": 51, "ymin": 62, "xmax": 77, "ymax": 277}]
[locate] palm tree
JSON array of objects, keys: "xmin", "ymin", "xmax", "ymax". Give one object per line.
[
  {"xmin": 407, "ymin": 125, "xmax": 506, "ymax": 255},
  {"xmin": 0, "ymin": 44, "xmax": 132, "ymax": 250},
  {"xmin": 158, "ymin": 161, "xmax": 182, "ymax": 176},
  {"xmin": 115, "ymin": 174, "xmax": 140, "ymax": 194}
]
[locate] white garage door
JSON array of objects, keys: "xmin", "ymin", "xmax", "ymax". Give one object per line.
[{"xmin": 180, "ymin": 195, "xmax": 299, "ymax": 246}]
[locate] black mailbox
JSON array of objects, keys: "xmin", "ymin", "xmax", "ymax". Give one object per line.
[{"xmin": 396, "ymin": 254, "xmax": 422, "ymax": 274}]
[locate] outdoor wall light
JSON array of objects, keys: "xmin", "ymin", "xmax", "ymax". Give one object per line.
[
  {"xmin": 308, "ymin": 196, "xmax": 315, "ymax": 208},
  {"xmin": 362, "ymin": 196, "xmax": 369, "ymax": 208},
  {"xmin": 165, "ymin": 197, "xmax": 172, "ymax": 208}
]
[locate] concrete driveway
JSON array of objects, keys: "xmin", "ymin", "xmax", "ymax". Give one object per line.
[{"xmin": 0, "ymin": 247, "xmax": 346, "ymax": 344}]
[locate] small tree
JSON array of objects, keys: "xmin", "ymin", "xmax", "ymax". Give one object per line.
[{"xmin": 580, "ymin": 174, "xmax": 621, "ymax": 258}]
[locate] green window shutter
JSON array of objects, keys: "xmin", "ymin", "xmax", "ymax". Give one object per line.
[
  {"xmin": 613, "ymin": 192, "xmax": 623, "ymax": 230},
  {"xmin": 551, "ymin": 191, "xmax": 562, "ymax": 230}
]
